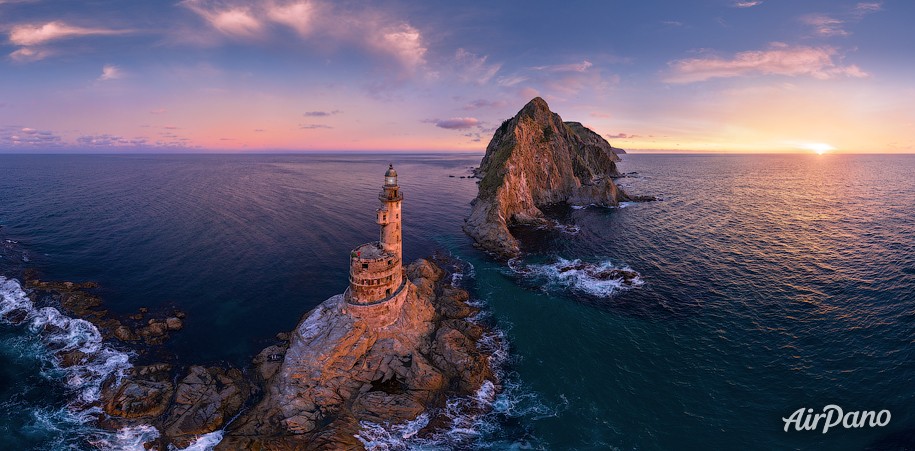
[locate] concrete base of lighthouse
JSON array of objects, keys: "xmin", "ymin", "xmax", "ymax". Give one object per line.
[{"xmin": 342, "ymin": 277, "xmax": 409, "ymax": 329}]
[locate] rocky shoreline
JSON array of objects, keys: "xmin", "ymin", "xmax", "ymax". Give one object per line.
[{"xmin": 17, "ymin": 257, "xmax": 497, "ymax": 450}]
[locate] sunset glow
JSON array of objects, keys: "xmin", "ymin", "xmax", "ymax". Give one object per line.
[
  {"xmin": 803, "ymin": 143, "xmax": 836, "ymax": 155},
  {"xmin": 1, "ymin": 1, "xmax": 913, "ymax": 153}
]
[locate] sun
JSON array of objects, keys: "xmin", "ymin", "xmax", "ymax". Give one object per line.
[{"xmin": 801, "ymin": 142, "xmax": 835, "ymax": 155}]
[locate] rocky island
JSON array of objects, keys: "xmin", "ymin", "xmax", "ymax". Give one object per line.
[{"xmin": 464, "ymin": 97, "xmax": 648, "ymax": 259}]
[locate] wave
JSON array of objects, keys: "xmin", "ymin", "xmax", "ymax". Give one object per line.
[
  {"xmin": 0, "ymin": 276, "xmax": 132, "ymax": 414},
  {"xmin": 535, "ymin": 220, "xmax": 580, "ymax": 235},
  {"xmin": 511, "ymin": 258, "xmax": 643, "ymax": 298},
  {"xmin": 1, "ymin": 276, "xmax": 226, "ymax": 451},
  {"xmin": 354, "ymin": 261, "xmax": 558, "ymax": 450}
]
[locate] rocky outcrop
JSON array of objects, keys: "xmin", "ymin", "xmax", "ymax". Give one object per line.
[
  {"xmin": 464, "ymin": 97, "xmax": 637, "ymax": 258},
  {"xmin": 100, "ymin": 363, "xmax": 252, "ymax": 449},
  {"xmin": 23, "ymin": 255, "xmax": 493, "ymax": 450},
  {"xmin": 25, "ymin": 276, "xmax": 187, "ymax": 347},
  {"xmin": 217, "ymin": 258, "xmax": 494, "ymax": 450}
]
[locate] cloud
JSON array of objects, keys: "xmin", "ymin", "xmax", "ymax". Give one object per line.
[
  {"xmin": 462, "ymin": 132, "xmax": 482, "ymax": 142},
  {"xmin": 853, "ymin": 2, "xmax": 883, "ymax": 15},
  {"xmin": 302, "ymin": 110, "xmax": 342, "ymax": 117},
  {"xmin": 149, "ymin": 108, "xmax": 167, "ymax": 114},
  {"xmin": 266, "ymin": 1, "xmax": 317, "ymax": 36},
  {"xmin": 590, "ymin": 111, "xmax": 611, "ymax": 118},
  {"xmin": 9, "ymin": 47, "xmax": 53, "ymax": 62},
  {"xmin": 180, "ymin": 1, "xmax": 262, "ymax": 37},
  {"xmin": 9, "ymin": 21, "xmax": 130, "ymax": 46},
  {"xmin": 519, "ymin": 87, "xmax": 540, "ymax": 99},
  {"xmin": 665, "ymin": 43, "xmax": 869, "ymax": 83},
  {"xmin": 732, "ymin": 1, "xmax": 762, "ymax": 8},
  {"xmin": 462, "ymin": 99, "xmax": 508, "ymax": 110},
  {"xmin": 98, "ymin": 64, "xmax": 123, "ymax": 81},
  {"xmin": 802, "ymin": 14, "xmax": 849, "ymax": 37},
  {"xmin": 606, "ymin": 133, "xmax": 639, "ymax": 139},
  {"xmin": 497, "ymin": 75, "xmax": 528, "ymax": 87},
  {"xmin": 368, "ymin": 23, "xmax": 426, "ymax": 71},
  {"xmin": 454, "ymin": 48, "xmax": 501, "ymax": 85},
  {"xmin": 1, "ymin": 126, "xmax": 63, "ymax": 147},
  {"xmin": 299, "ymin": 123, "xmax": 333, "ymax": 129},
  {"xmin": 180, "ymin": 1, "xmax": 428, "ymax": 74},
  {"xmin": 7, "ymin": 21, "xmax": 131, "ymax": 63},
  {"xmin": 661, "ymin": 21, "xmax": 683, "ymax": 27},
  {"xmin": 531, "ymin": 60, "xmax": 593, "ymax": 73},
  {"xmin": 76, "ymin": 134, "xmax": 148, "ymax": 147},
  {"xmin": 425, "ymin": 117, "xmax": 480, "ymax": 130}
]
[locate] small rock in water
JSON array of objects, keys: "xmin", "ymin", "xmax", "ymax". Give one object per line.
[{"xmin": 165, "ymin": 317, "xmax": 183, "ymax": 331}]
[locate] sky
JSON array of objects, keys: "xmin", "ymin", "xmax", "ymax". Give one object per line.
[{"xmin": 0, "ymin": 0, "xmax": 912, "ymax": 153}]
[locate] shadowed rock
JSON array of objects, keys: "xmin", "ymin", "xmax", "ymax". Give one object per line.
[{"xmin": 464, "ymin": 97, "xmax": 643, "ymax": 258}]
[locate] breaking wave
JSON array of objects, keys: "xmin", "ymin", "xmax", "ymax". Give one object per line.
[
  {"xmin": 511, "ymin": 257, "xmax": 643, "ymax": 298},
  {"xmin": 0, "ymin": 276, "xmax": 132, "ymax": 414},
  {"xmin": 0, "ymin": 276, "xmax": 224, "ymax": 450},
  {"xmin": 355, "ymin": 260, "xmax": 561, "ymax": 450}
]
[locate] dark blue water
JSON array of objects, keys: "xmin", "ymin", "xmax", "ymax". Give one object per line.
[{"xmin": 1, "ymin": 153, "xmax": 913, "ymax": 450}]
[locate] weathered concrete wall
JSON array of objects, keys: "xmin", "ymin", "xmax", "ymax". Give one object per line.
[{"xmin": 343, "ymin": 279, "xmax": 409, "ymax": 328}]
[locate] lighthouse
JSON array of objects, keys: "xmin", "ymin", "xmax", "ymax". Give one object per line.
[
  {"xmin": 344, "ymin": 165, "xmax": 408, "ymax": 320},
  {"xmin": 377, "ymin": 164, "xmax": 403, "ymax": 263}
]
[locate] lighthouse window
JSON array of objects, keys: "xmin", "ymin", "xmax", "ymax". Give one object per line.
[
  {"xmin": 362, "ymin": 263, "xmax": 368, "ymax": 269},
  {"xmin": 386, "ymin": 288, "xmax": 392, "ymax": 296}
]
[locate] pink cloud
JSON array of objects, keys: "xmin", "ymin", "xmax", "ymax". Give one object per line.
[
  {"xmin": 732, "ymin": 1, "xmax": 762, "ymax": 8},
  {"xmin": 9, "ymin": 21, "xmax": 129, "ymax": 46},
  {"xmin": 181, "ymin": 1, "xmax": 262, "ymax": 37},
  {"xmin": 180, "ymin": 1, "xmax": 428, "ymax": 74},
  {"xmin": 266, "ymin": 1, "xmax": 317, "ymax": 36},
  {"xmin": 665, "ymin": 43, "xmax": 869, "ymax": 83},
  {"xmin": 454, "ymin": 49, "xmax": 501, "ymax": 85},
  {"xmin": 802, "ymin": 14, "xmax": 849, "ymax": 37},
  {"xmin": 9, "ymin": 47, "xmax": 53, "ymax": 62},
  {"xmin": 519, "ymin": 87, "xmax": 540, "ymax": 99},
  {"xmin": 427, "ymin": 117, "xmax": 480, "ymax": 130},
  {"xmin": 98, "ymin": 64, "xmax": 123, "ymax": 81},
  {"xmin": 531, "ymin": 60, "xmax": 593, "ymax": 73},
  {"xmin": 606, "ymin": 133, "xmax": 639, "ymax": 139},
  {"xmin": 462, "ymin": 99, "xmax": 508, "ymax": 110},
  {"xmin": 854, "ymin": 2, "xmax": 883, "ymax": 15}
]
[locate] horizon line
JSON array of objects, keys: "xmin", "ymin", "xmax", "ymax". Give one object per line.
[{"xmin": 0, "ymin": 149, "xmax": 913, "ymax": 156}]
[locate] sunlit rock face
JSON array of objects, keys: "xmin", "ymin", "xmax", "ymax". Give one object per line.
[
  {"xmin": 464, "ymin": 97, "xmax": 629, "ymax": 259},
  {"xmin": 219, "ymin": 259, "xmax": 493, "ymax": 450}
]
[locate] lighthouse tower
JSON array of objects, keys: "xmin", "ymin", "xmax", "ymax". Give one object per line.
[
  {"xmin": 344, "ymin": 165, "xmax": 408, "ymax": 325},
  {"xmin": 377, "ymin": 164, "xmax": 403, "ymax": 263}
]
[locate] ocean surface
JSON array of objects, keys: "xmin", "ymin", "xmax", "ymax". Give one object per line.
[{"xmin": 1, "ymin": 153, "xmax": 913, "ymax": 450}]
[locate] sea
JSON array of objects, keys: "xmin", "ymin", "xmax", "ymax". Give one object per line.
[{"xmin": 0, "ymin": 153, "xmax": 913, "ymax": 450}]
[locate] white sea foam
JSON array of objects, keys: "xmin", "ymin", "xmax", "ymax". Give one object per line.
[
  {"xmin": 518, "ymin": 258, "xmax": 643, "ymax": 298},
  {"xmin": 355, "ymin": 262, "xmax": 555, "ymax": 450},
  {"xmin": 173, "ymin": 430, "xmax": 226, "ymax": 451},
  {"xmin": 0, "ymin": 276, "xmax": 162, "ymax": 449},
  {"xmin": 535, "ymin": 220, "xmax": 580, "ymax": 235},
  {"xmin": 90, "ymin": 424, "xmax": 160, "ymax": 451}
]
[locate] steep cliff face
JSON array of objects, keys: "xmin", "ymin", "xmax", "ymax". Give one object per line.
[
  {"xmin": 464, "ymin": 97, "xmax": 629, "ymax": 258},
  {"xmin": 218, "ymin": 259, "xmax": 493, "ymax": 450}
]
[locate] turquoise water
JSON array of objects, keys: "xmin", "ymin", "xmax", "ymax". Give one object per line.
[{"xmin": 1, "ymin": 153, "xmax": 913, "ymax": 450}]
